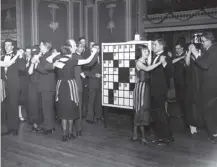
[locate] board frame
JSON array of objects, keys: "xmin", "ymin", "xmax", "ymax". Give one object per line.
[{"xmin": 101, "ymin": 40, "xmax": 152, "ymax": 109}]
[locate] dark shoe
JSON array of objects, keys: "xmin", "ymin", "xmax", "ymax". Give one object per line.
[
  {"xmin": 156, "ymin": 140, "xmax": 168, "ymax": 146},
  {"xmin": 131, "ymin": 136, "xmax": 139, "ymax": 142},
  {"xmin": 32, "ymin": 127, "xmax": 41, "ymax": 132},
  {"xmin": 42, "ymin": 128, "xmax": 55, "ymax": 135},
  {"xmin": 141, "ymin": 138, "xmax": 149, "ymax": 145},
  {"xmin": 165, "ymin": 138, "xmax": 175, "ymax": 144},
  {"xmin": 61, "ymin": 135, "xmax": 68, "ymax": 142},
  {"xmin": 86, "ymin": 120, "xmax": 95, "ymax": 124},
  {"xmin": 151, "ymin": 138, "xmax": 163, "ymax": 143},
  {"xmin": 209, "ymin": 136, "xmax": 217, "ymax": 144},
  {"xmin": 68, "ymin": 133, "xmax": 76, "ymax": 140}
]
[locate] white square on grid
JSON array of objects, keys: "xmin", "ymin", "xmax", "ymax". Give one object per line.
[
  {"xmin": 114, "ymin": 75, "xmax": 118, "ymax": 82},
  {"xmin": 119, "ymin": 60, "xmax": 124, "ymax": 67},
  {"xmin": 114, "ymin": 45, "xmax": 118, "ymax": 52},
  {"xmin": 124, "ymin": 98, "xmax": 129, "ymax": 106},
  {"xmin": 109, "ymin": 68, "xmax": 114, "ymax": 74},
  {"xmin": 119, "ymin": 52, "xmax": 124, "ymax": 59},
  {"xmin": 119, "ymin": 98, "xmax": 124, "ymax": 105},
  {"xmin": 119, "ymin": 83, "xmax": 124, "ymax": 90},
  {"xmin": 130, "ymin": 99, "xmax": 134, "ymax": 107},
  {"xmin": 119, "ymin": 45, "xmax": 124, "ymax": 52},
  {"xmin": 130, "ymin": 68, "xmax": 135, "ymax": 75},
  {"xmin": 130, "ymin": 44, "xmax": 135, "ymax": 52},
  {"xmin": 124, "ymin": 83, "xmax": 129, "ymax": 90},
  {"xmin": 104, "ymin": 74, "xmax": 109, "ymax": 81},
  {"xmin": 104, "ymin": 60, "xmax": 109, "ymax": 67},
  {"xmin": 124, "ymin": 45, "xmax": 130, "ymax": 52},
  {"xmin": 114, "ymin": 68, "xmax": 118, "ymax": 74},
  {"xmin": 114, "ymin": 90, "xmax": 118, "ymax": 97},
  {"xmin": 125, "ymin": 52, "xmax": 130, "ymax": 59},
  {"xmin": 104, "ymin": 96, "xmax": 108, "ymax": 104},
  {"xmin": 129, "ymin": 91, "xmax": 133, "ymax": 98},
  {"xmin": 109, "ymin": 45, "xmax": 113, "ymax": 52},
  {"xmin": 119, "ymin": 90, "xmax": 124, "ymax": 97},
  {"xmin": 130, "ymin": 52, "xmax": 135, "ymax": 59},
  {"xmin": 124, "ymin": 91, "xmax": 130, "ymax": 98},
  {"xmin": 114, "ymin": 53, "xmax": 118, "ymax": 60},
  {"xmin": 103, "ymin": 67, "xmax": 108, "ymax": 74},
  {"xmin": 103, "ymin": 45, "xmax": 109, "ymax": 52},
  {"xmin": 130, "ymin": 75, "xmax": 136, "ymax": 83},
  {"xmin": 104, "ymin": 89, "xmax": 108, "ymax": 96},
  {"xmin": 109, "ymin": 61, "xmax": 113, "ymax": 67},
  {"xmin": 109, "ymin": 82, "xmax": 113, "ymax": 89},
  {"xmin": 114, "ymin": 97, "xmax": 118, "ymax": 105},
  {"xmin": 104, "ymin": 82, "xmax": 108, "ymax": 89},
  {"xmin": 109, "ymin": 75, "xmax": 113, "ymax": 82},
  {"xmin": 124, "ymin": 60, "xmax": 129, "ymax": 67}
]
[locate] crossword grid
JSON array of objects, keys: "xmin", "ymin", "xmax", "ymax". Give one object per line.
[{"xmin": 101, "ymin": 41, "xmax": 152, "ymax": 109}]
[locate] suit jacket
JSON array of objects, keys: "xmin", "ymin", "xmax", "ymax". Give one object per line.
[
  {"xmin": 195, "ymin": 43, "xmax": 217, "ymax": 94},
  {"xmin": 82, "ymin": 48, "xmax": 91, "ymax": 86},
  {"xmin": 1, "ymin": 53, "xmax": 26, "ymax": 90},
  {"xmin": 173, "ymin": 52, "xmax": 186, "ymax": 85},
  {"xmin": 35, "ymin": 51, "xmax": 56, "ymax": 92},
  {"xmin": 84, "ymin": 52, "xmax": 101, "ymax": 90},
  {"xmin": 150, "ymin": 51, "xmax": 173, "ymax": 96}
]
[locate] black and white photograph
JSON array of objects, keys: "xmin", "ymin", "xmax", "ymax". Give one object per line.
[{"xmin": 1, "ymin": 0, "xmax": 217, "ymax": 166}]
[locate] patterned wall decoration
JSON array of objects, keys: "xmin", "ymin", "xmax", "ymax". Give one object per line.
[
  {"xmin": 97, "ymin": 0, "xmax": 126, "ymax": 43},
  {"xmin": 1, "ymin": 7, "xmax": 17, "ymax": 43},
  {"xmin": 38, "ymin": 0, "xmax": 68, "ymax": 49}
]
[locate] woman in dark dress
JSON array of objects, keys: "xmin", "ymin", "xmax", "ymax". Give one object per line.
[
  {"xmin": 18, "ymin": 47, "xmax": 32, "ymax": 121},
  {"xmin": 184, "ymin": 49, "xmax": 204, "ymax": 134},
  {"xmin": 132, "ymin": 45, "xmax": 163, "ymax": 144},
  {"xmin": 53, "ymin": 41, "xmax": 98, "ymax": 141},
  {"xmin": 28, "ymin": 45, "xmax": 44, "ymax": 131}
]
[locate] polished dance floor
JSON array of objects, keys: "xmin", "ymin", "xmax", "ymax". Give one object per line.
[{"xmin": 1, "ymin": 116, "xmax": 217, "ymax": 167}]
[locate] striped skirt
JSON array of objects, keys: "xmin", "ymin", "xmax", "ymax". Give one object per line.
[
  {"xmin": 55, "ymin": 79, "xmax": 79, "ymax": 120},
  {"xmin": 133, "ymin": 81, "xmax": 150, "ymax": 126}
]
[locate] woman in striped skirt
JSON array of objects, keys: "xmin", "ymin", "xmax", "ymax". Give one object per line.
[
  {"xmin": 53, "ymin": 41, "xmax": 98, "ymax": 141},
  {"xmin": 132, "ymin": 45, "xmax": 163, "ymax": 144}
]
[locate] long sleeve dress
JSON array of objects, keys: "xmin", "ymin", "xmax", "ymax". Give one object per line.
[{"xmin": 133, "ymin": 61, "xmax": 150, "ymax": 126}]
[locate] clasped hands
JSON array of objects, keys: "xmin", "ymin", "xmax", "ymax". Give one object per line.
[{"xmin": 188, "ymin": 44, "xmax": 200, "ymax": 59}]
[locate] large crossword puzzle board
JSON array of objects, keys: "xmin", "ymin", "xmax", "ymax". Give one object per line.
[{"xmin": 101, "ymin": 41, "xmax": 152, "ymax": 109}]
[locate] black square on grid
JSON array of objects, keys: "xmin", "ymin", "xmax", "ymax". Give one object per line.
[
  {"xmin": 130, "ymin": 60, "xmax": 135, "ymax": 68},
  {"xmin": 130, "ymin": 83, "xmax": 135, "ymax": 91},
  {"xmin": 113, "ymin": 82, "xmax": 119, "ymax": 90},
  {"xmin": 113, "ymin": 60, "xmax": 119, "ymax": 67},
  {"xmin": 119, "ymin": 68, "xmax": 129, "ymax": 82},
  {"xmin": 103, "ymin": 53, "xmax": 114, "ymax": 60},
  {"xmin": 108, "ymin": 89, "xmax": 114, "ymax": 104}
]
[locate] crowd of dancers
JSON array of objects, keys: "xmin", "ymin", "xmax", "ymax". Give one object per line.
[{"xmin": 1, "ymin": 31, "xmax": 217, "ymax": 146}]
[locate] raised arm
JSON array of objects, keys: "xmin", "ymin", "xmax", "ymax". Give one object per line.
[
  {"xmin": 136, "ymin": 60, "xmax": 162, "ymax": 72},
  {"xmin": 77, "ymin": 48, "xmax": 98, "ymax": 66}
]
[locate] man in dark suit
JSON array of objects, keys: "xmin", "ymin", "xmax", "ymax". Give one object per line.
[
  {"xmin": 85, "ymin": 44, "xmax": 102, "ymax": 124},
  {"xmin": 150, "ymin": 38, "xmax": 174, "ymax": 145},
  {"xmin": 78, "ymin": 37, "xmax": 91, "ymax": 117},
  {"xmin": 190, "ymin": 32, "xmax": 217, "ymax": 143},
  {"xmin": 172, "ymin": 42, "xmax": 187, "ymax": 124},
  {"xmin": 1, "ymin": 39, "xmax": 26, "ymax": 136},
  {"xmin": 33, "ymin": 40, "xmax": 56, "ymax": 134}
]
